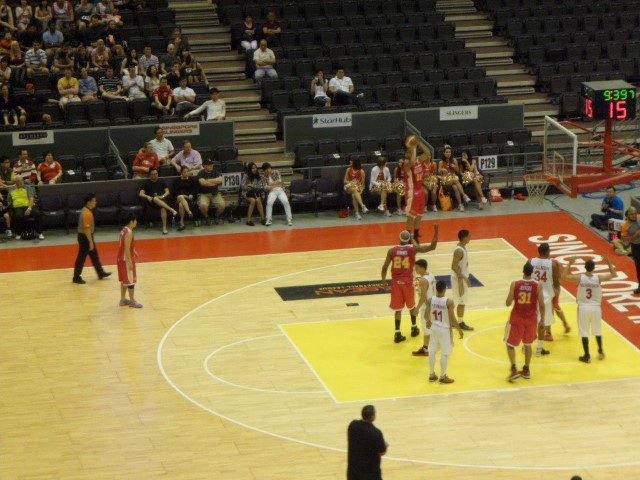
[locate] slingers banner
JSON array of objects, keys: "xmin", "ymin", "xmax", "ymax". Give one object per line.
[
  {"xmin": 275, "ymin": 275, "xmax": 483, "ymax": 301},
  {"xmin": 525, "ymin": 231, "xmax": 640, "ymax": 348},
  {"xmin": 162, "ymin": 122, "xmax": 200, "ymax": 137}
]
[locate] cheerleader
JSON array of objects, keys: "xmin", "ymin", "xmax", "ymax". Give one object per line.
[
  {"xmin": 344, "ymin": 157, "xmax": 368, "ymax": 220},
  {"xmin": 369, "ymin": 156, "xmax": 393, "ymax": 217},
  {"xmin": 460, "ymin": 150, "xmax": 488, "ymax": 209},
  {"xmin": 392, "ymin": 158, "xmax": 406, "ymax": 215},
  {"xmin": 421, "ymin": 148, "xmax": 440, "ymax": 212},
  {"xmin": 439, "ymin": 145, "xmax": 470, "ymax": 211}
]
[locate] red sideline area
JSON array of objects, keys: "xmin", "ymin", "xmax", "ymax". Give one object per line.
[{"xmin": 2, "ymin": 211, "xmax": 639, "ymax": 347}]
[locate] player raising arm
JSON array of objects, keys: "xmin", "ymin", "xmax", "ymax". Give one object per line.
[
  {"xmin": 562, "ymin": 256, "xmax": 616, "ymax": 363},
  {"xmin": 504, "ymin": 262, "xmax": 544, "ymax": 382},
  {"xmin": 381, "ymin": 224, "xmax": 438, "ymax": 343},
  {"xmin": 425, "ymin": 280, "xmax": 463, "ymax": 384}
]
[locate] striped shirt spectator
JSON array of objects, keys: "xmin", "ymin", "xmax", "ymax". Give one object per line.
[
  {"xmin": 13, "ymin": 151, "xmax": 37, "ymax": 183},
  {"xmin": 24, "ymin": 43, "xmax": 48, "ymax": 69},
  {"xmin": 139, "ymin": 46, "xmax": 159, "ymax": 73}
]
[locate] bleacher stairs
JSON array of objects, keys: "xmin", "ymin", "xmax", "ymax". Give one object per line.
[{"xmin": 169, "ymin": 0, "xmax": 290, "ymax": 174}]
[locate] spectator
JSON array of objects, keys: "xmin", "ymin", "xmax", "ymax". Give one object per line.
[
  {"xmin": 0, "ymin": 31, "xmax": 11, "ymax": 55},
  {"xmin": 95, "ymin": 0, "xmax": 117, "ymax": 23},
  {"xmin": 239, "ymin": 15, "xmax": 257, "ymax": 51},
  {"xmin": 0, "ymin": 0, "xmax": 16, "ymax": 31},
  {"xmin": 613, "ymin": 207, "xmax": 636, "ymax": 256},
  {"xmin": 109, "ymin": 43, "xmax": 125, "ymax": 75},
  {"xmin": 74, "ymin": 43, "xmax": 91, "ymax": 72},
  {"xmin": 179, "ymin": 48, "xmax": 203, "ymax": 84},
  {"xmin": 102, "ymin": 19, "xmax": 121, "ymax": 48},
  {"xmin": 42, "ymin": 20, "xmax": 63, "ymax": 55},
  {"xmin": 138, "ymin": 45, "xmax": 159, "ymax": 73},
  {"xmin": 0, "ymin": 155, "xmax": 14, "ymax": 187},
  {"xmin": 0, "ymin": 189, "xmax": 11, "ymax": 237},
  {"xmin": 242, "ymin": 161, "xmax": 265, "ymax": 226},
  {"xmin": 0, "ymin": 57, "xmax": 11, "ymax": 85},
  {"xmin": 329, "ymin": 67, "xmax": 363, "ymax": 106},
  {"xmin": 173, "ymin": 166, "xmax": 196, "ymax": 231},
  {"xmin": 52, "ymin": 42, "xmax": 75, "ymax": 73},
  {"xmin": 9, "ymin": 175, "xmax": 44, "ymax": 240},
  {"xmin": 590, "ymin": 186, "xmax": 624, "ymax": 230},
  {"xmin": 81, "ymin": 14, "xmax": 104, "ymax": 47},
  {"xmin": 253, "ymin": 39, "xmax": 277, "ymax": 85},
  {"xmin": 152, "ymin": 76, "xmax": 173, "ymax": 115},
  {"xmin": 91, "ymin": 38, "xmax": 110, "ymax": 69},
  {"xmin": 64, "ymin": 19, "xmax": 81, "ymax": 48},
  {"xmin": 197, "ymin": 159, "xmax": 225, "ymax": 225},
  {"xmin": 262, "ymin": 162, "xmax": 292, "ymax": 226},
  {"xmin": 36, "ymin": 151, "xmax": 63, "ymax": 184},
  {"xmin": 15, "ymin": 0, "xmax": 33, "ymax": 32},
  {"xmin": 344, "ymin": 156, "xmax": 367, "ymax": 220},
  {"xmin": 17, "ymin": 82, "xmax": 51, "ymax": 127},
  {"xmin": 18, "ymin": 24, "xmax": 39, "ymax": 49},
  {"xmin": 144, "ymin": 65, "xmax": 161, "ymax": 94},
  {"xmin": 121, "ymin": 48, "xmax": 139, "ymax": 75},
  {"xmin": 139, "ymin": 168, "xmax": 177, "ymax": 234},
  {"xmin": 13, "ymin": 150, "xmax": 37, "ymax": 184},
  {"xmin": 98, "ymin": 65, "xmax": 126, "ymax": 100},
  {"xmin": 369, "ymin": 156, "xmax": 392, "ymax": 217},
  {"xmin": 148, "ymin": 126, "xmax": 175, "ymax": 164},
  {"xmin": 310, "ymin": 70, "xmax": 330, "ymax": 107},
  {"xmin": 122, "ymin": 65, "xmax": 146, "ymax": 100},
  {"xmin": 132, "ymin": 142, "xmax": 160, "ymax": 178},
  {"xmin": 8, "ymin": 40, "xmax": 24, "ymax": 68},
  {"xmin": 51, "ymin": 0, "xmax": 74, "ymax": 29},
  {"xmin": 460, "ymin": 150, "xmax": 487, "ymax": 209},
  {"xmin": 75, "ymin": 0, "xmax": 94, "ymax": 22},
  {"xmin": 438, "ymin": 146, "xmax": 469, "ymax": 212},
  {"xmin": 24, "ymin": 39, "xmax": 49, "ymax": 75},
  {"xmin": 34, "ymin": 0, "xmax": 52, "ymax": 30},
  {"xmin": 78, "ymin": 67, "xmax": 98, "ymax": 100},
  {"xmin": 262, "ymin": 11, "xmax": 282, "ymax": 47},
  {"xmin": 347, "ymin": 405, "xmax": 387, "ymax": 480},
  {"xmin": 160, "ymin": 43, "xmax": 177, "ymax": 75},
  {"xmin": 172, "ymin": 77, "xmax": 196, "ymax": 115},
  {"xmin": 392, "ymin": 158, "xmax": 405, "ymax": 215},
  {"xmin": 184, "ymin": 87, "xmax": 225, "ymax": 121},
  {"xmin": 0, "ymin": 84, "xmax": 18, "ymax": 127},
  {"xmin": 57, "ymin": 67, "xmax": 81, "ymax": 108},
  {"xmin": 170, "ymin": 26, "xmax": 189, "ymax": 54},
  {"xmin": 164, "ymin": 63, "xmax": 181, "ymax": 89},
  {"xmin": 171, "ymin": 140, "xmax": 202, "ymax": 175}
]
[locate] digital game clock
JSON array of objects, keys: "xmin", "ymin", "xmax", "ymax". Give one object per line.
[{"xmin": 581, "ymin": 80, "xmax": 637, "ymax": 121}]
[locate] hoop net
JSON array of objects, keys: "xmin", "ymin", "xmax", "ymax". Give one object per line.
[
  {"xmin": 523, "ymin": 173, "xmax": 551, "ymax": 204},
  {"xmin": 543, "ymin": 116, "xmax": 578, "ymax": 186}
]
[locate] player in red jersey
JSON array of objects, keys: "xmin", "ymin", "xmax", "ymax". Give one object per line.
[
  {"xmin": 381, "ymin": 224, "xmax": 438, "ymax": 343},
  {"xmin": 402, "ymin": 136, "xmax": 429, "ymax": 242},
  {"xmin": 117, "ymin": 213, "xmax": 142, "ymax": 308},
  {"xmin": 504, "ymin": 262, "xmax": 545, "ymax": 382}
]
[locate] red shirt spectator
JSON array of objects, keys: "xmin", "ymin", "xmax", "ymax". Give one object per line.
[
  {"xmin": 36, "ymin": 152, "xmax": 63, "ymax": 184},
  {"xmin": 132, "ymin": 143, "xmax": 160, "ymax": 178},
  {"xmin": 153, "ymin": 84, "xmax": 173, "ymax": 105}
]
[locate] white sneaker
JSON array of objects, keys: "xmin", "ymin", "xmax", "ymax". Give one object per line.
[
  {"xmin": 356, "ymin": 213, "xmax": 362, "ymax": 220},
  {"xmin": 463, "ymin": 195, "xmax": 471, "ymax": 203},
  {"xmin": 15, "ymin": 234, "xmax": 21, "ymax": 240},
  {"xmin": 395, "ymin": 209, "xmax": 403, "ymax": 216},
  {"xmin": 459, "ymin": 204, "xmax": 464, "ymax": 212},
  {"xmin": 38, "ymin": 234, "xmax": 44, "ymax": 240},
  {"xmin": 481, "ymin": 197, "xmax": 487, "ymax": 204},
  {"xmin": 384, "ymin": 210, "xmax": 392, "ymax": 217},
  {"xmin": 287, "ymin": 220, "xmax": 292, "ymax": 226},
  {"xmin": 377, "ymin": 204, "xmax": 385, "ymax": 212},
  {"xmin": 265, "ymin": 220, "xmax": 272, "ymax": 226},
  {"xmin": 361, "ymin": 205, "xmax": 368, "ymax": 214},
  {"xmin": 5, "ymin": 229, "xmax": 11, "ymax": 237},
  {"xmin": 431, "ymin": 205, "xmax": 438, "ymax": 212}
]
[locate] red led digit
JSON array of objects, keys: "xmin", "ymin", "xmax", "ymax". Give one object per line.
[
  {"xmin": 616, "ymin": 101, "xmax": 627, "ymax": 120},
  {"xmin": 585, "ymin": 98, "xmax": 593, "ymax": 118}
]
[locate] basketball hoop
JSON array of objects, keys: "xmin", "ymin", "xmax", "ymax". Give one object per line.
[{"xmin": 523, "ymin": 173, "xmax": 552, "ymax": 204}]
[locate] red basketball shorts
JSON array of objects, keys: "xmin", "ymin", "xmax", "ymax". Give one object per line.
[
  {"xmin": 504, "ymin": 320, "xmax": 537, "ymax": 347},
  {"xmin": 405, "ymin": 188, "xmax": 426, "ymax": 217},
  {"xmin": 390, "ymin": 280, "xmax": 416, "ymax": 311},
  {"xmin": 117, "ymin": 260, "xmax": 137, "ymax": 286}
]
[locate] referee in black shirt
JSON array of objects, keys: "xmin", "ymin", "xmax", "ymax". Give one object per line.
[{"xmin": 347, "ymin": 405, "xmax": 387, "ymax": 480}]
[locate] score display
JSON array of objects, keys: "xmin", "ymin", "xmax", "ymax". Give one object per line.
[{"xmin": 581, "ymin": 80, "xmax": 637, "ymax": 121}]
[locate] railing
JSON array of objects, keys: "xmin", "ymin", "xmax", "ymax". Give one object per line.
[
  {"xmin": 108, "ymin": 132, "xmax": 128, "ymax": 178},
  {"xmin": 404, "ymin": 119, "xmax": 434, "ymax": 156}
]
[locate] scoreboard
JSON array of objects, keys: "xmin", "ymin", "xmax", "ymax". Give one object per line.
[{"xmin": 581, "ymin": 80, "xmax": 637, "ymax": 121}]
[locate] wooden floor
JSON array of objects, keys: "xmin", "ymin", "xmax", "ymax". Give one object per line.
[{"xmin": 3, "ymin": 212, "xmax": 640, "ymax": 479}]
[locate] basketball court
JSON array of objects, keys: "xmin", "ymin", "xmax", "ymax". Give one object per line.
[{"xmin": 2, "ymin": 210, "xmax": 640, "ymax": 479}]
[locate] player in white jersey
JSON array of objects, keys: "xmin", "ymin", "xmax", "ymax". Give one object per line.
[
  {"xmin": 451, "ymin": 229, "xmax": 474, "ymax": 331},
  {"xmin": 425, "ymin": 280, "xmax": 464, "ymax": 384},
  {"xmin": 562, "ymin": 256, "xmax": 616, "ymax": 363},
  {"xmin": 530, "ymin": 242, "xmax": 561, "ymax": 356},
  {"xmin": 412, "ymin": 258, "xmax": 436, "ymax": 356}
]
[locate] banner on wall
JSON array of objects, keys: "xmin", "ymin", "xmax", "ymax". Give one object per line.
[
  {"xmin": 162, "ymin": 122, "xmax": 200, "ymax": 137},
  {"xmin": 312, "ymin": 113, "xmax": 353, "ymax": 129},
  {"xmin": 12, "ymin": 130, "xmax": 54, "ymax": 146},
  {"xmin": 439, "ymin": 105, "xmax": 479, "ymax": 121}
]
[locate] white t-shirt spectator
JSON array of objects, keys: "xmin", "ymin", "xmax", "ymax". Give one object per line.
[
  {"xmin": 329, "ymin": 76, "xmax": 354, "ymax": 93},
  {"xmin": 187, "ymin": 99, "xmax": 226, "ymax": 120},
  {"xmin": 172, "ymin": 86, "xmax": 196, "ymax": 103},
  {"xmin": 253, "ymin": 48, "xmax": 275, "ymax": 65},
  {"xmin": 122, "ymin": 74, "xmax": 145, "ymax": 96},
  {"xmin": 149, "ymin": 137, "xmax": 174, "ymax": 160}
]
